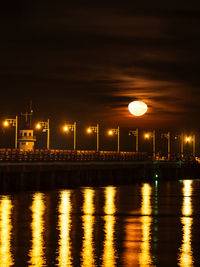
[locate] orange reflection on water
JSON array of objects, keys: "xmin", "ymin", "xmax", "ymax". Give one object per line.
[
  {"xmin": 0, "ymin": 196, "xmax": 13, "ymax": 266},
  {"xmin": 178, "ymin": 180, "xmax": 193, "ymax": 267},
  {"xmin": 81, "ymin": 188, "xmax": 95, "ymax": 267},
  {"xmin": 57, "ymin": 191, "xmax": 72, "ymax": 267},
  {"xmin": 103, "ymin": 187, "xmax": 117, "ymax": 267},
  {"xmin": 29, "ymin": 193, "xmax": 46, "ymax": 266},
  {"xmin": 139, "ymin": 183, "xmax": 153, "ymax": 266}
]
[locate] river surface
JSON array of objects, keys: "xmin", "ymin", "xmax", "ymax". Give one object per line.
[{"xmin": 0, "ymin": 180, "xmax": 200, "ymax": 266}]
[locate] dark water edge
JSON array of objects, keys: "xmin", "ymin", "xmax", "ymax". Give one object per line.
[{"xmin": 0, "ymin": 164, "xmax": 200, "ymax": 193}]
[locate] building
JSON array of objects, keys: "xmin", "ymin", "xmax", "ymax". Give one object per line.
[{"xmin": 18, "ymin": 129, "xmax": 36, "ymax": 151}]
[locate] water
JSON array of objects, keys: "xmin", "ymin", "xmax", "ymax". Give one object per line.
[{"xmin": 0, "ymin": 180, "xmax": 200, "ymax": 266}]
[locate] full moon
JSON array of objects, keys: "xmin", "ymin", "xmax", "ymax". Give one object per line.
[{"xmin": 128, "ymin": 101, "xmax": 148, "ymax": 116}]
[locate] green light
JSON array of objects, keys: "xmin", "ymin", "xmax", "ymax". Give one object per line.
[
  {"xmin": 179, "ymin": 180, "xmax": 183, "ymax": 183},
  {"xmin": 154, "ymin": 210, "xmax": 158, "ymax": 215},
  {"xmin": 154, "ymin": 226, "xmax": 158, "ymax": 231},
  {"xmin": 155, "ymin": 174, "xmax": 159, "ymax": 178},
  {"xmin": 153, "ymin": 236, "xmax": 158, "ymax": 243}
]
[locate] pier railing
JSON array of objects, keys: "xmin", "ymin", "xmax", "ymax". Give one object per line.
[{"xmin": 0, "ymin": 149, "xmax": 148, "ymax": 162}]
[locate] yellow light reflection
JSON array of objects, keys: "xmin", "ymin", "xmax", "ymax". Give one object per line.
[
  {"xmin": 81, "ymin": 188, "xmax": 95, "ymax": 267},
  {"xmin": 139, "ymin": 183, "xmax": 152, "ymax": 266},
  {"xmin": 29, "ymin": 193, "xmax": 46, "ymax": 266},
  {"xmin": 178, "ymin": 180, "xmax": 193, "ymax": 267},
  {"xmin": 141, "ymin": 184, "xmax": 152, "ymax": 216},
  {"xmin": 182, "ymin": 180, "xmax": 193, "ymax": 216},
  {"xmin": 0, "ymin": 196, "xmax": 13, "ymax": 266},
  {"xmin": 57, "ymin": 190, "xmax": 72, "ymax": 267},
  {"xmin": 103, "ymin": 187, "xmax": 117, "ymax": 267}
]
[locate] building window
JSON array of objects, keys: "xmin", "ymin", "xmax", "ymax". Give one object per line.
[
  {"xmin": 24, "ymin": 133, "xmax": 27, "ymax": 137},
  {"xmin": 29, "ymin": 133, "xmax": 32, "ymax": 136}
]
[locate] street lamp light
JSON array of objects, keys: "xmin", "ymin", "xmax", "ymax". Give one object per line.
[
  {"xmin": 144, "ymin": 130, "xmax": 156, "ymax": 160},
  {"xmin": 36, "ymin": 119, "xmax": 50, "ymax": 149},
  {"xmin": 128, "ymin": 128, "xmax": 139, "ymax": 152},
  {"xmin": 86, "ymin": 124, "xmax": 99, "ymax": 151},
  {"xmin": 108, "ymin": 126, "xmax": 120, "ymax": 152},
  {"xmin": 185, "ymin": 135, "xmax": 195, "ymax": 157},
  {"xmin": 161, "ymin": 132, "xmax": 170, "ymax": 160},
  {"xmin": 63, "ymin": 122, "xmax": 77, "ymax": 150},
  {"xmin": 3, "ymin": 116, "xmax": 18, "ymax": 149}
]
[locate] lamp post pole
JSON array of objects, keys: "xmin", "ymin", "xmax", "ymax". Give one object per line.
[
  {"xmin": 15, "ymin": 116, "xmax": 18, "ymax": 149},
  {"xmin": 74, "ymin": 122, "xmax": 76, "ymax": 150},
  {"xmin": 87, "ymin": 124, "xmax": 99, "ymax": 151},
  {"xmin": 161, "ymin": 132, "xmax": 170, "ymax": 160},
  {"xmin": 97, "ymin": 123, "xmax": 99, "ymax": 152},
  {"xmin": 193, "ymin": 134, "xmax": 195, "ymax": 157},
  {"xmin": 181, "ymin": 133, "xmax": 184, "ymax": 159},
  {"xmin": 36, "ymin": 120, "xmax": 50, "ymax": 149},
  {"xmin": 63, "ymin": 122, "xmax": 77, "ymax": 150},
  {"xmin": 117, "ymin": 126, "xmax": 120, "ymax": 152},
  {"xmin": 3, "ymin": 116, "xmax": 18, "ymax": 149},
  {"xmin": 144, "ymin": 130, "xmax": 156, "ymax": 160},
  {"xmin": 108, "ymin": 127, "xmax": 120, "ymax": 152},
  {"xmin": 47, "ymin": 119, "xmax": 50, "ymax": 150},
  {"xmin": 129, "ymin": 128, "xmax": 139, "ymax": 152},
  {"xmin": 167, "ymin": 132, "xmax": 170, "ymax": 160}
]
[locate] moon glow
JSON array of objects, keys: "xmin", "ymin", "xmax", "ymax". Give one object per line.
[{"xmin": 128, "ymin": 101, "xmax": 148, "ymax": 116}]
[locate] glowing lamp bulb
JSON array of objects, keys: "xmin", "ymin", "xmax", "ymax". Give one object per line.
[
  {"xmin": 64, "ymin": 125, "xmax": 69, "ymax": 132},
  {"xmin": 128, "ymin": 101, "xmax": 148, "ymax": 116},
  {"xmin": 108, "ymin": 130, "xmax": 113, "ymax": 135},
  {"xmin": 186, "ymin": 137, "xmax": 191, "ymax": 143},
  {"xmin": 87, "ymin": 128, "xmax": 92, "ymax": 133},
  {"xmin": 4, "ymin": 121, "xmax": 9, "ymax": 127},
  {"xmin": 145, "ymin": 133, "xmax": 150, "ymax": 139},
  {"xmin": 36, "ymin": 123, "xmax": 41, "ymax": 129}
]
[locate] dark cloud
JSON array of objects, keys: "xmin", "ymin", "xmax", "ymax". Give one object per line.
[{"xmin": 1, "ymin": 0, "xmax": 200, "ymax": 135}]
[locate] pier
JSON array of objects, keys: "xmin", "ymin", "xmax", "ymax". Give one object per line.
[{"xmin": 0, "ymin": 149, "xmax": 199, "ymax": 191}]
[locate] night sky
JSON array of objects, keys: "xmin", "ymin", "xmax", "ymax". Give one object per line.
[{"xmin": 1, "ymin": 1, "xmax": 200, "ymax": 149}]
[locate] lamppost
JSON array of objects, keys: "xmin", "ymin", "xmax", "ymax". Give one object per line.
[
  {"xmin": 3, "ymin": 116, "xmax": 18, "ymax": 149},
  {"xmin": 108, "ymin": 126, "xmax": 120, "ymax": 152},
  {"xmin": 128, "ymin": 128, "xmax": 139, "ymax": 152},
  {"xmin": 161, "ymin": 132, "xmax": 170, "ymax": 160},
  {"xmin": 144, "ymin": 130, "xmax": 156, "ymax": 160},
  {"xmin": 63, "ymin": 122, "xmax": 77, "ymax": 150},
  {"xmin": 87, "ymin": 124, "xmax": 99, "ymax": 151},
  {"xmin": 175, "ymin": 134, "xmax": 184, "ymax": 159},
  {"xmin": 185, "ymin": 135, "xmax": 196, "ymax": 157},
  {"xmin": 36, "ymin": 119, "xmax": 50, "ymax": 149}
]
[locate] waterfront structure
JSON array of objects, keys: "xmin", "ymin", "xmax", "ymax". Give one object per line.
[{"xmin": 18, "ymin": 129, "xmax": 36, "ymax": 151}]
